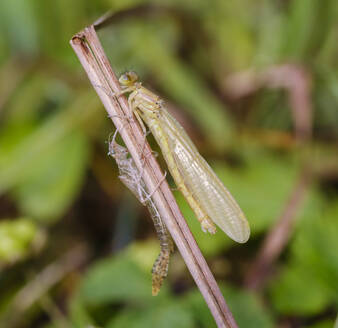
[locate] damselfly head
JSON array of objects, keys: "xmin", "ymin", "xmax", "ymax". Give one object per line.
[{"xmin": 119, "ymin": 71, "xmax": 138, "ymax": 86}]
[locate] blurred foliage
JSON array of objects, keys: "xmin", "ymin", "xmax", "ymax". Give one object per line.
[
  {"xmin": 0, "ymin": 0, "xmax": 338, "ymax": 327},
  {"xmin": 269, "ymin": 201, "xmax": 338, "ymax": 315},
  {"xmin": 73, "ymin": 246, "xmax": 274, "ymax": 328},
  {"xmin": 0, "ymin": 218, "xmax": 44, "ymax": 265}
]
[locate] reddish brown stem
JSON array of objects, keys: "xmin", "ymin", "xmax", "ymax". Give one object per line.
[
  {"xmin": 70, "ymin": 24, "xmax": 237, "ymax": 328},
  {"xmin": 245, "ymin": 166, "xmax": 312, "ymax": 290},
  {"xmin": 223, "ymin": 64, "xmax": 312, "ymax": 143}
]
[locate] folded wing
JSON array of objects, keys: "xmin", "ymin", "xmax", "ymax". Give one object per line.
[{"xmin": 159, "ymin": 109, "xmax": 250, "ymax": 243}]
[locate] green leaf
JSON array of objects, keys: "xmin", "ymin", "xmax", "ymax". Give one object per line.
[
  {"xmin": 0, "ymin": 0, "xmax": 39, "ymax": 55},
  {"xmin": 269, "ymin": 262, "xmax": 331, "ymax": 315},
  {"xmin": 106, "ymin": 301, "xmax": 194, "ymax": 328},
  {"xmin": 69, "ymin": 290, "xmax": 96, "ymax": 328},
  {"xmin": 0, "ymin": 218, "xmax": 42, "ymax": 264},
  {"xmin": 281, "ymin": 0, "xmax": 336, "ymax": 60},
  {"xmin": 80, "ymin": 254, "xmax": 152, "ymax": 305},
  {"xmin": 11, "ymin": 131, "xmax": 89, "ymax": 221},
  {"xmin": 292, "ymin": 200, "xmax": 338, "ymax": 302},
  {"xmin": 3, "ymin": 74, "xmax": 48, "ymax": 125},
  {"xmin": 269, "ymin": 199, "xmax": 338, "ymax": 315},
  {"xmin": 0, "ymin": 90, "xmax": 98, "ymax": 196},
  {"xmin": 281, "ymin": 0, "xmax": 317, "ymax": 59},
  {"xmin": 222, "ymin": 285, "xmax": 275, "ymax": 328}
]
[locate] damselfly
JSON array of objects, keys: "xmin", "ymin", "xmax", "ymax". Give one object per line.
[{"xmin": 118, "ymin": 71, "xmax": 250, "ymax": 243}]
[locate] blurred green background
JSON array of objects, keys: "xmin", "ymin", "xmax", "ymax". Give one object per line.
[{"xmin": 0, "ymin": 0, "xmax": 338, "ymax": 327}]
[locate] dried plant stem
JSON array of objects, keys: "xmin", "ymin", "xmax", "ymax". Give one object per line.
[{"xmin": 70, "ymin": 25, "xmax": 237, "ymax": 328}]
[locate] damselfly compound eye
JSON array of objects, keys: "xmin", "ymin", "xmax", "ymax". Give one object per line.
[
  {"xmin": 119, "ymin": 74, "xmax": 130, "ymax": 85},
  {"xmin": 127, "ymin": 71, "xmax": 138, "ymax": 83},
  {"xmin": 119, "ymin": 71, "xmax": 139, "ymax": 86}
]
